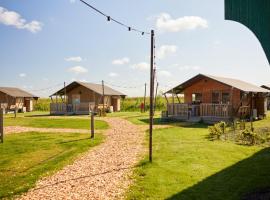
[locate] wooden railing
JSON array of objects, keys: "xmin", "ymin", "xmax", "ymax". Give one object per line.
[
  {"xmin": 50, "ymin": 102, "xmax": 95, "ymax": 115},
  {"xmin": 167, "ymin": 103, "xmax": 189, "ymax": 117},
  {"xmin": 200, "ymin": 103, "xmax": 232, "ymax": 118}
]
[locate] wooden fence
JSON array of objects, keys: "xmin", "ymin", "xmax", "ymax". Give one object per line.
[
  {"xmin": 200, "ymin": 103, "xmax": 232, "ymax": 118},
  {"xmin": 50, "ymin": 102, "xmax": 95, "ymax": 115}
]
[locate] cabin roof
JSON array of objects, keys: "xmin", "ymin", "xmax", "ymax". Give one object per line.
[
  {"xmin": 261, "ymin": 84, "xmax": 270, "ymax": 90},
  {"xmin": 51, "ymin": 81, "xmax": 126, "ymax": 97},
  {"xmin": 0, "ymin": 87, "xmax": 38, "ymax": 98},
  {"xmin": 166, "ymin": 74, "xmax": 270, "ymax": 94}
]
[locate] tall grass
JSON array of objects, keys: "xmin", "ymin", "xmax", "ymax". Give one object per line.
[
  {"xmin": 33, "ymin": 98, "xmax": 50, "ymax": 111},
  {"xmin": 33, "ymin": 97, "xmax": 169, "ymax": 112}
]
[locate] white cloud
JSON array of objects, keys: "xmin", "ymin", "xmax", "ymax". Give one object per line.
[
  {"xmin": 158, "ymin": 70, "xmax": 172, "ymax": 77},
  {"xmin": 112, "ymin": 57, "xmax": 130, "ymax": 65},
  {"xmin": 177, "ymin": 65, "xmax": 201, "ymax": 71},
  {"xmin": 156, "ymin": 45, "xmax": 178, "ymax": 59},
  {"xmin": 156, "ymin": 13, "xmax": 208, "ymax": 32},
  {"xmin": 0, "ymin": 7, "xmax": 42, "ymax": 33},
  {"xmin": 68, "ymin": 66, "xmax": 88, "ymax": 74},
  {"xmin": 65, "ymin": 56, "xmax": 82, "ymax": 62},
  {"xmin": 108, "ymin": 72, "xmax": 119, "ymax": 77},
  {"xmin": 19, "ymin": 73, "xmax": 26, "ymax": 78},
  {"xmin": 131, "ymin": 62, "xmax": 149, "ymax": 71}
]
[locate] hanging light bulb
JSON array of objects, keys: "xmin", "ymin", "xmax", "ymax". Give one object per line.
[
  {"xmin": 107, "ymin": 16, "xmax": 111, "ymax": 21},
  {"xmin": 128, "ymin": 27, "xmax": 131, "ymax": 31}
]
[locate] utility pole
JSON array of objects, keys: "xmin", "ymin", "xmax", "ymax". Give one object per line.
[
  {"xmin": 149, "ymin": 30, "xmax": 155, "ymax": 162},
  {"xmin": 144, "ymin": 83, "xmax": 147, "ymax": 112},
  {"xmin": 0, "ymin": 108, "xmax": 3, "ymax": 143},
  {"xmin": 102, "ymin": 80, "xmax": 105, "ymax": 116},
  {"xmin": 154, "ymin": 82, "xmax": 159, "ymax": 114},
  {"xmin": 250, "ymin": 92, "xmax": 254, "ymax": 131}
]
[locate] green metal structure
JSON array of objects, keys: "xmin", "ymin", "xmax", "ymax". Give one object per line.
[{"xmin": 225, "ymin": 0, "xmax": 270, "ymax": 64}]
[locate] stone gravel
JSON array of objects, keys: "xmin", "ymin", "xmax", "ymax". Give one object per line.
[{"xmin": 18, "ymin": 117, "xmax": 145, "ymax": 200}]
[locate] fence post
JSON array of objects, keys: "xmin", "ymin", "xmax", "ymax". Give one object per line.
[
  {"xmin": 90, "ymin": 112, "xmax": 94, "ymax": 139},
  {"xmin": 0, "ymin": 108, "xmax": 3, "ymax": 143}
]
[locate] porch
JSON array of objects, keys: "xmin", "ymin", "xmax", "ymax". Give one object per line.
[
  {"xmin": 50, "ymin": 102, "xmax": 95, "ymax": 115},
  {"xmin": 164, "ymin": 103, "xmax": 233, "ymax": 123}
]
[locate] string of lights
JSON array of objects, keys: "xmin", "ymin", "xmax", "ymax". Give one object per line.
[{"xmin": 79, "ymin": 0, "xmax": 150, "ymax": 35}]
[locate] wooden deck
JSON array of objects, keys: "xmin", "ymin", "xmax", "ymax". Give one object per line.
[
  {"xmin": 50, "ymin": 103, "xmax": 95, "ymax": 115},
  {"xmin": 165, "ymin": 103, "xmax": 233, "ymax": 123}
]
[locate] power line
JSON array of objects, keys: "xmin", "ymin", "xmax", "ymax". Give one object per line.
[
  {"xmin": 104, "ymin": 81, "xmax": 145, "ymax": 89},
  {"xmin": 29, "ymin": 83, "xmax": 64, "ymax": 92},
  {"xmin": 79, "ymin": 0, "xmax": 150, "ymax": 35}
]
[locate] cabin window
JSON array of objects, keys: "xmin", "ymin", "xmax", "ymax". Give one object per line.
[
  {"xmin": 72, "ymin": 94, "xmax": 80, "ymax": 104},
  {"xmin": 222, "ymin": 93, "xmax": 230, "ymax": 104},
  {"xmin": 212, "ymin": 92, "xmax": 220, "ymax": 104},
  {"xmin": 192, "ymin": 93, "xmax": 202, "ymax": 103}
]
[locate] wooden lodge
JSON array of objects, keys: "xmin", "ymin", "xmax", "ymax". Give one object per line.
[
  {"xmin": 163, "ymin": 74, "xmax": 269, "ymax": 123},
  {"xmin": 0, "ymin": 87, "xmax": 39, "ymax": 113},
  {"xmin": 50, "ymin": 81, "xmax": 126, "ymax": 115},
  {"xmin": 261, "ymin": 84, "xmax": 270, "ymax": 110}
]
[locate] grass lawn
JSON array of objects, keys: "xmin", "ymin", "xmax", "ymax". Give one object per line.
[
  {"xmin": 4, "ymin": 113, "xmax": 108, "ymax": 130},
  {"xmin": 107, "ymin": 111, "xmax": 167, "ymax": 125},
  {"xmin": 0, "ymin": 132, "xmax": 103, "ymax": 199},
  {"xmin": 126, "ymin": 113, "xmax": 270, "ymax": 200}
]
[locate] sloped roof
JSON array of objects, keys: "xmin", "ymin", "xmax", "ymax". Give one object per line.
[
  {"xmin": 166, "ymin": 74, "xmax": 269, "ymax": 94},
  {"xmin": 0, "ymin": 87, "xmax": 38, "ymax": 98},
  {"xmin": 51, "ymin": 81, "xmax": 126, "ymax": 97},
  {"xmin": 261, "ymin": 84, "xmax": 270, "ymax": 90}
]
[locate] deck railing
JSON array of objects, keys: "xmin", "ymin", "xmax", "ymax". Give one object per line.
[
  {"xmin": 50, "ymin": 102, "xmax": 95, "ymax": 115},
  {"xmin": 200, "ymin": 103, "xmax": 232, "ymax": 118},
  {"xmin": 167, "ymin": 103, "xmax": 189, "ymax": 117},
  {"xmin": 167, "ymin": 103, "xmax": 232, "ymax": 119}
]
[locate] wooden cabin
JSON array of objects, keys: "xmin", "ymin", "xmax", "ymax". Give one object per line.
[
  {"xmin": 50, "ymin": 81, "xmax": 126, "ymax": 115},
  {"xmin": 0, "ymin": 87, "xmax": 39, "ymax": 113},
  {"xmin": 261, "ymin": 84, "xmax": 270, "ymax": 110},
  {"xmin": 163, "ymin": 74, "xmax": 269, "ymax": 123}
]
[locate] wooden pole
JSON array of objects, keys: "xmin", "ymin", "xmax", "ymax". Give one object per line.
[
  {"xmin": 250, "ymin": 92, "xmax": 254, "ymax": 131},
  {"xmin": 64, "ymin": 82, "xmax": 67, "ymax": 114},
  {"xmin": 149, "ymin": 30, "xmax": 155, "ymax": 162},
  {"xmin": 102, "ymin": 80, "xmax": 105, "ymax": 116},
  {"xmin": 0, "ymin": 108, "xmax": 3, "ymax": 143},
  {"xmin": 154, "ymin": 82, "xmax": 159, "ymax": 114},
  {"xmin": 91, "ymin": 112, "xmax": 94, "ymax": 138},
  {"xmin": 144, "ymin": 83, "xmax": 147, "ymax": 112}
]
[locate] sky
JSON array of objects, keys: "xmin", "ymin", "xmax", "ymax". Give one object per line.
[{"xmin": 0, "ymin": 0, "xmax": 270, "ymax": 97}]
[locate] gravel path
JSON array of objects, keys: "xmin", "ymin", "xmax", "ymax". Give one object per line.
[{"xmin": 18, "ymin": 117, "xmax": 145, "ymax": 200}]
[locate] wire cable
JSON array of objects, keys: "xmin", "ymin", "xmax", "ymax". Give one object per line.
[{"xmin": 79, "ymin": 0, "xmax": 150, "ymax": 35}]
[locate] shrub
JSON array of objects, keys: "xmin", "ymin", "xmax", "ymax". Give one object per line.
[
  {"xmin": 208, "ymin": 121, "xmax": 227, "ymax": 140},
  {"xmin": 240, "ymin": 128, "xmax": 259, "ymax": 145}
]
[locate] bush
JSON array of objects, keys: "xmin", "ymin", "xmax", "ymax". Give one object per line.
[
  {"xmin": 208, "ymin": 121, "xmax": 227, "ymax": 140},
  {"xmin": 240, "ymin": 128, "xmax": 259, "ymax": 145}
]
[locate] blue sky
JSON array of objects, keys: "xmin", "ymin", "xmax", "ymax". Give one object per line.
[{"xmin": 0, "ymin": 0, "xmax": 269, "ymax": 97}]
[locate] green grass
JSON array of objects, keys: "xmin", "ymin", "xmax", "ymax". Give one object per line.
[
  {"xmin": 0, "ymin": 132, "xmax": 103, "ymax": 199},
  {"xmin": 126, "ymin": 116, "xmax": 270, "ymax": 200},
  {"xmin": 4, "ymin": 114, "xmax": 108, "ymax": 130}
]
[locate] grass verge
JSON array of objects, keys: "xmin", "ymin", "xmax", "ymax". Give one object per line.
[{"xmin": 0, "ymin": 132, "xmax": 103, "ymax": 199}]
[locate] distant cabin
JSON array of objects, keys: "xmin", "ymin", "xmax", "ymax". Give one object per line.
[
  {"xmin": 0, "ymin": 87, "xmax": 39, "ymax": 113},
  {"xmin": 261, "ymin": 84, "xmax": 270, "ymax": 110},
  {"xmin": 50, "ymin": 81, "xmax": 126, "ymax": 115},
  {"xmin": 163, "ymin": 74, "xmax": 269, "ymax": 123}
]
